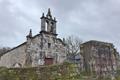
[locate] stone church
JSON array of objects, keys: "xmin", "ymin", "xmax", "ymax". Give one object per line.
[{"xmin": 0, "ymin": 9, "xmax": 66, "ymax": 68}]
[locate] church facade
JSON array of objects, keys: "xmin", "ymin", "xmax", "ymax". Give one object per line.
[{"xmin": 0, "ymin": 9, "xmax": 66, "ymax": 68}]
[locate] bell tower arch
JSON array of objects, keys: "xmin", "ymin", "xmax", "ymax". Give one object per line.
[{"xmin": 40, "ymin": 8, "xmax": 57, "ymax": 35}]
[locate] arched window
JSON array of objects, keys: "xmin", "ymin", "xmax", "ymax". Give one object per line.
[
  {"xmin": 50, "ymin": 22, "xmax": 54, "ymax": 32},
  {"xmin": 45, "ymin": 20, "xmax": 49, "ymax": 31}
]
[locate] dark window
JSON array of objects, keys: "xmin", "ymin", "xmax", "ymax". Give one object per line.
[
  {"xmin": 50, "ymin": 22, "xmax": 54, "ymax": 32},
  {"xmin": 48, "ymin": 43, "xmax": 51, "ymax": 48}
]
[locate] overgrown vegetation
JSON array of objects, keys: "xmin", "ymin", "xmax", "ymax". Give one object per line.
[
  {"xmin": 0, "ymin": 62, "xmax": 119, "ymax": 80},
  {"xmin": 0, "ymin": 62, "xmax": 79, "ymax": 80}
]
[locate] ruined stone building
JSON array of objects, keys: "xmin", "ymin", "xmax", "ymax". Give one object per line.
[
  {"xmin": 80, "ymin": 40, "xmax": 119, "ymax": 76},
  {"xmin": 0, "ymin": 9, "xmax": 66, "ymax": 68}
]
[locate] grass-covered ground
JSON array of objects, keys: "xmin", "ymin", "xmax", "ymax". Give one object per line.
[{"xmin": 0, "ymin": 63, "xmax": 120, "ymax": 80}]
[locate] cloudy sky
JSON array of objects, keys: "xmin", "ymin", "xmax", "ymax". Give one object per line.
[{"xmin": 0, "ymin": 0, "xmax": 120, "ymax": 52}]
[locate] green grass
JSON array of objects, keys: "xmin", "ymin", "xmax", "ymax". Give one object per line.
[{"xmin": 0, "ymin": 63, "xmax": 119, "ymax": 80}]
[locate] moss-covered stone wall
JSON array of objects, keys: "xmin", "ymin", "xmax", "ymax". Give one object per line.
[
  {"xmin": 0, "ymin": 62, "xmax": 79, "ymax": 80},
  {"xmin": 0, "ymin": 62, "xmax": 119, "ymax": 80}
]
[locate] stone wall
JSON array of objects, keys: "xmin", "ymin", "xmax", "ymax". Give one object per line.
[
  {"xmin": 80, "ymin": 40, "xmax": 119, "ymax": 76},
  {"xmin": 0, "ymin": 63, "xmax": 80, "ymax": 80},
  {"xmin": 0, "ymin": 43, "xmax": 26, "ymax": 68},
  {"xmin": 0, "ymin": 32, "xmax": 66, "ymax": 68}
]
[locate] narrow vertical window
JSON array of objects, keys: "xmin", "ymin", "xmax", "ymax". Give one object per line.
[{"xmin": 48, "ymin": 43, "xmax": 51, "ymax": 48}]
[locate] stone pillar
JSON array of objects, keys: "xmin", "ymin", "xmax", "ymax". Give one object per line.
[
  {"xmin": 41, "ymin": 13, "xmax": 46, "ymax": 31},
  {"xmin": 47, "ymin": 21, "xmax": 51, "ymax": 32},
  {"xmin": 41, "ymin": 19, "xmax": 46, "ymax": 31},
  {"xmin": 53, "ymin": 22, "xmax": 56, "ymax": 34}
]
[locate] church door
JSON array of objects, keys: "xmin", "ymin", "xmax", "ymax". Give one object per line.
[{"xmin": 44, "ymin": 58, "xmax": 53, "ymax": 65}]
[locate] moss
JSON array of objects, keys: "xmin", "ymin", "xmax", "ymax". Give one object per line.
[
  {"xmin": 0, "ymin": 64, "xmax": 91, "ymax": 80},
  {"xmin": 0, "ymin": 64, "xmax": 120, "ymax": 80}
]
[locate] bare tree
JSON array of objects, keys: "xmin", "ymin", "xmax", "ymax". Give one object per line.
[
  {"xmin": 0, "ymin": 47, "xmax": 11, "ymax": 57},
  {"xmin": 65, "ymin": 36, "xmax": 82, "ymax": 55},
  {"xmin": 65, "ymin": 36, "xmax": 82, "ymax": 62}
]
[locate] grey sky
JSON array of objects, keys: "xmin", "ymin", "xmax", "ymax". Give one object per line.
[{"xmin": 0, "ymin": 0, "xmax": 120, "ymax": 52}]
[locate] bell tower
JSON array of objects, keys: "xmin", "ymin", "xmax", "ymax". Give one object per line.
[{"xmin": 40, "ymin": 8, "xmax": 57, "ymax": 35}]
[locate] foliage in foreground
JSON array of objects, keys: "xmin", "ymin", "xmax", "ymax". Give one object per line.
[
  {"xmin": 0, "ymin": 63, "xmax": 79, "ymax": 80},
  {"xmin": 0, "ymin": 63, "xmax": 120, "ymax": 80}
]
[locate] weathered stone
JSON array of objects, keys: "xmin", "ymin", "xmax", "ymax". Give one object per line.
[
  {"xmin": 0, "ymin": 9, "xmax": 66, "ymax": 68},
  {"xmin": 80, "ymin": 40, "xmax": 119, "ymax": 77}
]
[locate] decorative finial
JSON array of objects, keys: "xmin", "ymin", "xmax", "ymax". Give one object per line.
[
  {"xmin": 29, "ymin": 29, "xmax": 32, "ymax": 38},
  {"xmin": 42, "ymin": 13, "xmax": 44, "ymax": 17},
  {"xmin": 26, "ymin": 29, "xmax": 32, "ymax": 39},
  {"xmin": 63, "ymin": 38, "xmax": 65, "ymax": 42},
  {"xmin": 46, "ymin": 8, "xmax": 52, "ymax": 18},
  {"xmin": 48, "ymin": 8, "xmax": 51, "ymax": 15}
]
